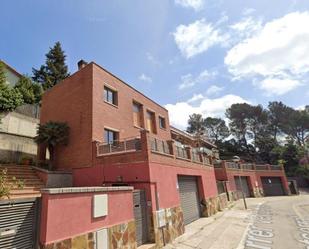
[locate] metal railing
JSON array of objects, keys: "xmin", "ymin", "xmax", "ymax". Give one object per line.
[
  {"xmin": 149, "ymin": 137, "xmax": 172, "ymax": 155},
  {"xmin": 226, "ymin": 162, "xmax": 240, "ymax": 169},
  {"xmin": 270, "ymin": 165, "xmax": 282, "ymax": 170},
  {"xmin": 176, "ymin": 146, "xmax": 189, "ymax": 160},
  {"xmin": 97, "ymin": 137, "xmax": 141, "ymax": 156},
  {"xmin": 242, "ymin": 163, "xmax": 254, "ymax": 170},
  {"xmin": 192, "ymin": 149, "xmax": 202, "ymax": 163},
  {"xmin": 255, "ymin": 164, "xmax": 269, "ymax": 170}
]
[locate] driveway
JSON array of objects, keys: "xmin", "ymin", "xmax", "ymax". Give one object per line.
[{"xmin": 164, "ymin": 193, "xmax": 309, "ymax": 249}]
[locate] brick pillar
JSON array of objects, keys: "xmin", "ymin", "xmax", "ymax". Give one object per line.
[
  {"xmin": 167, "ymin": 140, "xmax": 176, "ymax": 158},
  {"xmin": 185, "ymin": 146, "xmax": 192, "ymax": 160},
  {"xmin": 140, "ymin": 129, "xmax": 150, "ymax": 159}
]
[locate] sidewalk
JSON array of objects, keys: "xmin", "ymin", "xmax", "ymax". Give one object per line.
[{"xmin": 164, "ymin": 198, "xmax": 264, "ymax": 249}]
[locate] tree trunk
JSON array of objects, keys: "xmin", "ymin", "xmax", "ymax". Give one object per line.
[{"xmin": 47, "ymin": 145, "xmax": 54, "ymax": 171}]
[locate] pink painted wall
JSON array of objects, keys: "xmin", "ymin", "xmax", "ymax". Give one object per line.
[
  {"xmin": 40, "ymin": 190, "xmax": 133, "ymax": 245},
  {"xmin": 72, "ymin": 162, "xmax": 150, "ymax": 186},
  {"xmin": 149, "ymin": 162, "xmax": 218, "ymax": 209}
]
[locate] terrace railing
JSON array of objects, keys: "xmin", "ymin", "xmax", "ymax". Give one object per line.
[
  {"xmin": 242, "ymin": 163, "xmax": 255, "ymax": 170},
  {"xmin": 255, "ymin": 164, "xmax": 269, "ymax": 171},
  {"xmin": 226, "ymin": 162, "xmax": 240, "ymax": 170},
  {"xmin": 149, "ymin": 137, "xmax": 172, "ymax": 155},
  {"xmin": 97, "ymin": 137, "xmax": 141, "ymax": 156},
  {"xmin": 270, "ymin": 165, "xmax": 282, "ymax": 170},
  {"xmin": 176, "ymin": 146, "xmax": 189, "ymax": 160}
]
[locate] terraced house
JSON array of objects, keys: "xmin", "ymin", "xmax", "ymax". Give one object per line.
[{"xmin": 0, "ymin": 60, "xmax": 289, "ymax": 249}]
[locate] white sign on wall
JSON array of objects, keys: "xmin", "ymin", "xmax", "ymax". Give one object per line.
[{"xmin": 93, "ymin": 194, "xmax": 108, "ymax": 218}]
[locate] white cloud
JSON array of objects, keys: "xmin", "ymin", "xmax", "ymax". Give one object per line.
[
  {"xmin": 225, "ymin": 12, "xmax": 309, "ymax": 78},
  {"xmin": 259, "ymin": 77, "xmax": 301, "ymax": 96},
  {"xmin": 230, "ymin": 17, "xmax": 262, "ymax": 39},
  {"xmin": 187, "ymin": 94, "xmax": 204, "ymax": 103},
  {"xmin": 178, "ymin": 69, "xmax": 216, "ymax": 90},
  {"xmin": 225, "ymin": 11, "xmax": 309, "ymax": 95},
  {"xmin": 165, "ymin": 94, "xmax": 249, "ymax": 129},
  {"xmin": 206, "ymin": 85, "xmax": 224, "ymax": 95},
  {"xmin": 139, "ymin": 73, "xmax": 152, "ymax": 83},
  {"xmin": 174, "ymin": 19, "xmax": 228, "ymax": 58},
  {"xmin": 175, "ymin": 0, "xmax": 204, "ymax": 11}
]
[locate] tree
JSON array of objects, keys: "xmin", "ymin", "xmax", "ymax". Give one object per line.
[
  {"xmin": 204, "ymin": 117, "xmax": 229, "ymax": 144},
  {"xmin": 187, "ymin": 113, "xmax": 205, "ymax": 137},
  {"xmin": 14, "ymin": 75, "xmax": 42, "ymax": 104},
  {"xmin": 0, "ymin": 62, "xmax": 23, "ymax": 112},
  {"xmin": 268, "ymin": 101, "xmax": 293, "ymax": 142},
  {"xmin": 32, "ymin": 42, "xmax": 70, "ymax": 90},
  {"xmin": 35, "ymin": 122, "xmax": 69, "ymax": 170},
  {"xmin": 282, "ymin": 109, "xmax": 309, "ymax": 147}
]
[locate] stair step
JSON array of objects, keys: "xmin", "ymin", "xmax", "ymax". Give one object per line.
[{"xmin": 10, "ymin": 189, "xmax": 41, "ymax": 194}]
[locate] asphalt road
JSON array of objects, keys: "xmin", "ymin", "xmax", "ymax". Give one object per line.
[
  {"xmin": 242, "ymin": 194, "xmax": 309, "ymax": 249},
  {"xmin": 164, "ymin": 193, "xmax": 309, "ymax": 249}
]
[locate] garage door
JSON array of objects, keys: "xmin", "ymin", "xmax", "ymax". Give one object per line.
[
  {"xmin": 178, "ymin": 176, "xmax": 200, "ymax": 225},
  {"xmin": 261, "ymin": 177, "xmax": 285, "ymax": 196},
  {"xmin": 234, "ymin": 176, "xmax": 251, "ymax": 197},
  {"xmin": 0, "ymin": 198, "xmax": 38, "ymax": 249}
]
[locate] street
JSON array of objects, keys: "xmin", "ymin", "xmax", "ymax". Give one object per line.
[{"xmin": 164, "ymin": 192, "xmax": 309, "ymax": 249}]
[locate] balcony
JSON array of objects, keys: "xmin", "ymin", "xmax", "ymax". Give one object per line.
[
  {"xmin": 218, "ymin": 161, "xmax": 283, "ymax": 172},
  {"xmin": 95, "ymin": 130, "xmax": 215, "ymax": 169},
  {"xmin": 96, "ymin": 137, "xmax": 141, "ymax": 156},
  {"xmin": 148, "ymin": 135, "xmax": 214, "ymax": 167}
]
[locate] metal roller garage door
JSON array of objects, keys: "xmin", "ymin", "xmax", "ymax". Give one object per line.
[
  {"xmin": 0, "ymin": 198, "xmax": 38, "ymax": 249},
  {"xmin": 133, "ymin": 190, "xmax": 148, "ymax": 246},
  {"xmin": 234, "ymin": 176, "xmax": 251, "ymax": 197},
  {"xmin": 261, "ymin": 177, "xmax": 285, "ymax": 196},
  {"xmin": 178, "ymin": 176, "xmax": 201, "ymax": 225}
]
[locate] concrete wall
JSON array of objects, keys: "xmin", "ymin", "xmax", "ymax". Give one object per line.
[
  {"xmin": 0, "ymin": 111, "xmax": 38, "ymax": 137},
  {"xmin": 0, "ymin": 132, "xmax": 37, "ymax": 163}
]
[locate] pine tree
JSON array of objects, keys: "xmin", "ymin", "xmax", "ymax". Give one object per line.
[
  {"xmin": 14, "ymin": 75, "xmax": 43, "ymax": 104},
  {"xmin": 32, "ymin": 42, "xmax": 70, "ymax": 90}
]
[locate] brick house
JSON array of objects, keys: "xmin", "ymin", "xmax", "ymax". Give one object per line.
[
  {"xmin": 38, "ymin": 60, "xmax": 290, "ymax": 248},
  {"xmin": 38, "ymin": 60, "xmax": 225, "ymax": 247}
]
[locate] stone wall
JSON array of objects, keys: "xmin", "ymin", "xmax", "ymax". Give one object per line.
[
  {"xmin": 201, "ymin": 193, "xmax": 229, "ymax": 217},
  {"xmin": 109, "ymin": 220, "xmax": 136, "ymax": 249},
  {"xmin": 253, "ymin": 187, "xmax": 264, "ymax": 197},
  {"xmin": 40, "ymin": 220, "xmax": 136, "ymax": 249},
  {"xmin": 151, "ymin": 206, "xmax": 185, "ymax": 248}
]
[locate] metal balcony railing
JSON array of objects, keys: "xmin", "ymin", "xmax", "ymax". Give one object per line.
[
  {"xmin": 176, "ymin": 146, "xmax": 189, "ymax": 160},
  {"xmin": 226, "ymin": 162, "xmax": 240, "ymax": 169},
  {"xmin": 149, "ymin": 137, "xmax": 172, "ymax": 155},
  {"xmin": 97, "ymin": 137, "xmax": 141, "ymax": 156}
]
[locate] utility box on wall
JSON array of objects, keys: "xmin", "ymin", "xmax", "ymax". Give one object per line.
[
  {"xmin": 93, "ymin": 194, "xmax": 108, "ymax": 218},
  {"xmin": 96, "ymin": 229, "xmax": 108, "ymax": 249},
  {"xmin": 156, "ymin": 209, "xmax": 166, "ymax": 228}
]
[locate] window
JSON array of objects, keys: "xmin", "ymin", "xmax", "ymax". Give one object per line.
[
  {"xmin": 146, "ymin": 110, "xmax": 156, "ymax": 134},
  {"xmin": 159, "ymin": 116, "xmax": 166, "ymax": 129},
  {"xmin": 104, "ymin": 86, "xmax": 117, "ymax": 106},
  {"xmin": 104, "ymin": 129, "xmax": 118, "ymax": 144},
  {"xmin": 133, "ymin": 102, "xmax": 143, "ymax": 128}
]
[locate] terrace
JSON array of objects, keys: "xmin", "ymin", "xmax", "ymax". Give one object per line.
[
  {"xmin": 214, "ymin": 161, "xmax": 284, "ymax": 172},
  {"xmin": 95, "ymin": 130, "xmax": 216, "ymax": 168}
]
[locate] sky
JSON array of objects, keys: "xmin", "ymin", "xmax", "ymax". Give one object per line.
[{"xmin": 1, "ymin": 0, "xmax": 309, "ymax": 129}]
